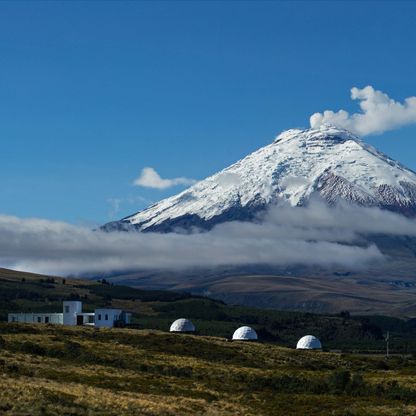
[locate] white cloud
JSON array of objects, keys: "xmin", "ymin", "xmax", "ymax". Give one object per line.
[
  {"xmin": 2, "ymin": 200, "xmax": 416, "ymax": 276},
  {"xmin": 107, "ymin": 198, "xmax": 121, "ymax": 219},
  {"xmin": 133, "ymin": 167, "xmax": 196, "ymax": 189},
  {"xmin": 310, "ymin": 86, "xmax": 416, "ymax": 136},
  {"xmin": 107, "ymin": 196, "xmax": 154, "ymax": 220}
]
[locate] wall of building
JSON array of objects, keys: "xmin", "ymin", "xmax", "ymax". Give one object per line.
[
  {"xmin": 8, "ymin": 313, "xmax": 63, "ymax": 324},
  {"xmin": 63, "ymin": 301, "xmax": 83, "ymax": 326},
  {"xmin": 94, "ymin": 309, "xmax": 122, "ymax": 328},
  {"xmin": 78, "ymin": 313, "xmax": 95, "ymax": 326}
]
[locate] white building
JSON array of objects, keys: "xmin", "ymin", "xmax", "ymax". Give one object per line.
[
  {"xmin": 170, "ymin": 318, "xmax": 195, "ymax": 333},
  {"xmin": 8, "ymin": 301, "xmax": 130, "ymax": 328},
  {"xmin": 296, "ymin": 335, "xmax": 322, "ymax": 350},
  {"xmin": 232, "ymin": 326, "xmax": 258, "ymax": 341},
  {"xmin": 63, "ymin": 301, "xmax": 95, "ymax": 326},
  {"xmin": 63, "ymin": 301, "xmax": 81, "ymax": 325},
  {"xmin": 94, "ymin": 309, "xmax": 131, "ymax": 328}
]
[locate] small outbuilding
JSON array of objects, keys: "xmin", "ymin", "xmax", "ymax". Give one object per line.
[
  {"xmin": 296, "ymin": 335, "xmax": 322, "ymax": 350},
  {"xmin": 169, "ymin": 318, "xmax": 195, "ymax": 333},
  {"xmin": 232, "ymin": 326, "xmax": 258, "ymax": 341},
  {"xmin": 95, "ymin": 309, "xmax": 131, "ymax": 328}
]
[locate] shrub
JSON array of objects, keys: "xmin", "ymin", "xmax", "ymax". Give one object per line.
[
  {"xmin": 328, "ymin": 369, "xmax": 351, "ymax": 393},
  {"xmin": 20, "ymin": 341, "xmax": 46, "ymax": 356},
  {"xmin": 349, "ymin": 373, "xmax": 365, "ymax": 392},
  {"xmin": 63, "ymin": 340, "xmax": 83, "ymax": 358}
]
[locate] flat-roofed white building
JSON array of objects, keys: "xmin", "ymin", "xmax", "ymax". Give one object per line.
[
  {"xmin": 94, "ymin": 309, "xmax": 131, "ymax": 328},
  {"xmin": 8, "ymin": 302, "xmax": 131, "ymax": 328}
]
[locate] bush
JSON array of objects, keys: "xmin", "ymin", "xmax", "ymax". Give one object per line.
[
  {"xmin": 328, "ymin": 370, "xmax": 351, "ymax": 393},
  {"xmin": 349, "ymin": 373, "xmax": 365, "ymax": 392},
  {"xmin": 63, "ymin": 340, "xmax": 83, "ymax": 358},
  {"xmin": 20, "ymin": 341, "xmax": 46, "ymax": 356}
]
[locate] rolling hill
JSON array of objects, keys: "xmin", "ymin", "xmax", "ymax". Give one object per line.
[{"xmin": 2, "ymin": 267, "xmax": 416, "ymax": 352}]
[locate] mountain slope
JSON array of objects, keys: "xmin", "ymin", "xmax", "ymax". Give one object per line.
[{"xmin": 103, "ymin": 124, "xmax": 416, "ymax": 232}]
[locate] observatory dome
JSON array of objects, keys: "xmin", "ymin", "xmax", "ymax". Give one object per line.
[
  {"xmin": 296, "ymin": 335, "xmax": 322, "ymax": 350},
  {"xmin": 232, "ymin": 326, "xmax": 258, "ymax": 341},
  {"xmin": 169, "ymin": 318, "xmax": 195, "ymax": 333}
]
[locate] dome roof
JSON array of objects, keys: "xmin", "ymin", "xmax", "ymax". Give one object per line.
[
  {"xmin": 169, "ymin": 318, "xmax": 195, "ymax": 333},
  {"xmin": 232, "ymin": 326, "xmax": 258, "ymax": 341},
  {"xmin": 296, "ymin": 335, "xmax": 322, "ymax": 350}
]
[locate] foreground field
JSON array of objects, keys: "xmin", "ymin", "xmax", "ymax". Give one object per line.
[{"xmin": 1, "ymin": 323, "xmax": 416, "ymax": 415}]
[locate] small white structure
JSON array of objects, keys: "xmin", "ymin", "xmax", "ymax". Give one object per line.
[
  {"xmin": 63, "ymin": 301, "xmax": 82, "ymax": 326},
  {"xmin": 296, "ymin": 335, "xmax": 322, "ymax": 350},
  {"xmin": 94, "ymin": 309, "xmax": 131, "ymax": 328},
  {"xmin": 8, "ymin": 301, "xmax": 130, "ymax": 328},
  {"xmin": 170, "ymin": 318, "xmax": 195, "ymax": 333},
  {"xmin": 232, "ymin": 326, "xmax": 258, "ymax": 341}
]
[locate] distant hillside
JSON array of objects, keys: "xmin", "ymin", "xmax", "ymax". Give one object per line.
[
  {"xmin": 106, "ymin": 251, "xmax": 416, "ymax": 318},
  {"xmin": 2, "ymin": 267, "xmax": 416, "ymax": 352}
]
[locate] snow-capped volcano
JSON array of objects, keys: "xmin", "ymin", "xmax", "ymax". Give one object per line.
[{"xmin": 103, "ymin": 125, "xmax": 416, "ymax": 232}]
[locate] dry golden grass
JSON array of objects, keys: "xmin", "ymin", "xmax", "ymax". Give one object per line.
[{"xmin": 1, "ymin": 324, "xmax": 416, "ymax": 415}]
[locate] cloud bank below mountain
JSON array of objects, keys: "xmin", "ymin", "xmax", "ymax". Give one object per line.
[{"xmin": 2, "ymin": 200, "xmax": 416, "ymax": 276}]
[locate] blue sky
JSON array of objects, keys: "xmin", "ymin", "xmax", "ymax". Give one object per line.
[{"xmin": 1, "ymin": 0, "xmax": 416, "ymax": 224}]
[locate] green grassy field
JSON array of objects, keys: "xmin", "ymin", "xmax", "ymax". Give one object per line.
[{"xmin": 1, "ymin": 323, "xmax": 416, "ymax": 415}]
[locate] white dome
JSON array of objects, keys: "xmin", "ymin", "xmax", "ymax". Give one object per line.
[
  {"xmin": 296, "ymin": 335, "xmax": 322, "ymax": 350},
  {"xmin": 170, "ymin": 318, "xmax": 195, "ymax": 333},
  {"xmin": 232, "ymin": 326, "xmax": 258, "ymax": 341}
]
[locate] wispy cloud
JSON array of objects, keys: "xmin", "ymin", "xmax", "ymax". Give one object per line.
[
  {"xmin": 2, "ymin": 200, "xmax": 416, "ymax": 276},
  {"xmin": 310, "ymin": 86, "xmax": 416, "ymax": 136},
  {"xmin": 107, "ymin": 198, "xmax": 122, "ymax": 219},
  {"xmin": 107, "ymin": 195, "xmax": 154, "ymax": 220},
  {"xmin": 133, "ymin": 167, "xmax": 196, "ymax": 189}
]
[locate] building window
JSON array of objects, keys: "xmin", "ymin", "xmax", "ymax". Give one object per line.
[
  {"xmin": 12, "ymin": 317, "xmax": 16, "ymax": 322},
  {"xmin": 98, "ymin": 314, "xmax": 101, "ymax": 321},
  {"xmin": 65, "ymin": 306, "xmax": 69, "ymax": 313},
  {"xmin": 45, "ymin": 317, "xmax": 49, "ymax": 324},
  {"xmin": 37, "ymin": 317, "xmax": 42, "ymax": 323},
  {"xmin": 105, "ymin": 314, "xmax": 108, "ymax": 320}
]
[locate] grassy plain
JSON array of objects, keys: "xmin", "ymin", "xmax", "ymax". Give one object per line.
[
  {"xmin": 2, "ymin": 268, "xmax": 416, "ymax": 414},
  {"xmin": 1, "ymin": 323, "xmax": 416, "ymax": 415}
]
